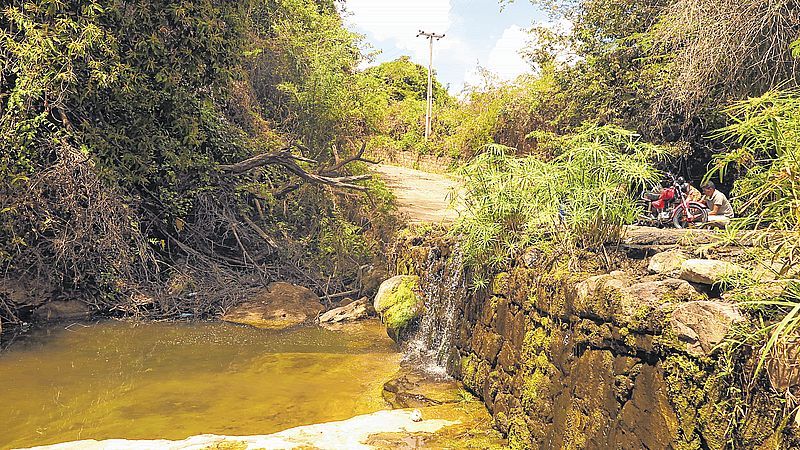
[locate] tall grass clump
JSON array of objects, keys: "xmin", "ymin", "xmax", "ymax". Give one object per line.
[
  {"xmin": 707, "ymin": 88, "xmax": 800, "ymax": 386},
  {"xmin": 451, "ymin": 124, "xmax": 665, "ymax": 286}
]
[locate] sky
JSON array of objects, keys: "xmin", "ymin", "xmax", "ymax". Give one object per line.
[{"xmin": 340, "ymin": 0, "xmax": 553, "ymax": 94}]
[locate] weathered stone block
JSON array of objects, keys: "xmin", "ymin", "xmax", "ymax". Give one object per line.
[
  {"xmin": 668, "ymin": 300, "xmax": 744, "ymax": 357},
  {"xmin": 679, "ymin": 259, "xmax": 744, "ymax": 286},
  {"xmin": 648, "ymin": 250, "xmax": 688, "ymax": 275}
]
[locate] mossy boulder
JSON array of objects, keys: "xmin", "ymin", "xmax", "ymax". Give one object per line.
[{"xmin": 373, "ymin": 275, "xmax": 425, "ymax": 342}]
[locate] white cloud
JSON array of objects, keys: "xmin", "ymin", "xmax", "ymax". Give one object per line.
[
  {"xmin": 462, "ymin": 25, "xmax": 531, "ymax": 89},
  {"xmin": 343, "ymin": 0, "xmax": 453, "ymax": 62},
  {"xmin": 486, "ymin": 25, "xmax": 530, "ymax": 80}
]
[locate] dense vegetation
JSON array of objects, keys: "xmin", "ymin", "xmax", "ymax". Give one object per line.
[
  {"xmin": 453, "ymin": 126, "xmax": 666, "ymax": 286},
  {"xmin": 0, "ymin": 0, "xmax": 394, "ymax": 324}
]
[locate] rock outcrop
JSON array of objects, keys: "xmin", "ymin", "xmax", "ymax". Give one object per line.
[
  {"xmin": 222, "ymin": 282, "xmax": 323, "ymax": 329},
  {"xmin": 392, "ymin": 230, "xmax": 796, "ymax": 450},
  {"xmin": 668, "ymin": 300, "xmax": 745, "ymax": 356},
  {"xmin": 679, "ymin": 259, "xmax": 744, "ymax": 285},
  {"xmin": 318, "ymin": 297, "xmax": 373, "ymax": 324},
  {"xmin": 373, "ymin": 275, "xmax": 424, "ymax": 342}
]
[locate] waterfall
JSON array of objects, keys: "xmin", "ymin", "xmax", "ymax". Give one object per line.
[{"xmin": 404, "ymin": 246, "xmax": 467, "ymax": 378}]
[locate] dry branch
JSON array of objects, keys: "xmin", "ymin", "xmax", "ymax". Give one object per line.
[
  {"xmin": 219, "ymin": 145, "xmax": 372, "ymax": 192},
  {"xmin": 321, "ymin": 142, "xmax": 379, "ymax": 175}
]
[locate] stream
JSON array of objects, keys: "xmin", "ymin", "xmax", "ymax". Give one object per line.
[{"xmin": 0, "ymin": 319, "xmax": 503, "ymax": 449}]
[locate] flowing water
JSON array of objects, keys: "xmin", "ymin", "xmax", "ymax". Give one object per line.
[
  {"xmin": 405, "ymin": 248, "xmax": 467, "ymax": 377},
  {"xmin": 0, "ymin": 320, "xmax": 401, "ymax": 449}
]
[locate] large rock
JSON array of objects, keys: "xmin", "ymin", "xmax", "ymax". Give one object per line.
[
  {"xmin": 318, "ymin": 297, "xmax": 373, "ymax": 324},
  {"xmin": 222, "ymin": 282, "xmax": 323, "ymax": 329},
  {"xmin": 622, "ymin": 278, "xmax": 702, "ymax": 313},
  {"xmin": 33, "ymin": 300, "xmax": 92, "ymax": 322},
  {"xmin": 648, "ymin": 250, "xmax": 688, "ymax": 275},
  {"xmin": 767, "ymin": 337, "xmax": 800, "ymax": 393},
  {"xmin": 679, "ymin": 259, "xmax": 743, "ymax": 285},
  {"xmin": 574, "ymin": 271, "xmax": 701, "ymax": 331},
  {"xmin": 373, "ymin": 275, "xmax": 424, "ymax": 342},
  {"xmin": 668, "ymin": 301, "xmax": 745, "ymax": 356}
]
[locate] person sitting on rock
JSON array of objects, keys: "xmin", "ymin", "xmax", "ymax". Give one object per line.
[{"xmin": 701, "ymin": 181, "xmax": 734, "ymax": 228}]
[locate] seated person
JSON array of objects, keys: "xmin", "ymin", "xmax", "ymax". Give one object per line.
[{"xmin": 701, "ymin": 181, "xmax": 734, "ymax": 227}]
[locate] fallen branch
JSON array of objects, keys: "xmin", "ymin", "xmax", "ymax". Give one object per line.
[
  {"xmin": 219, "ymin": 145, "xmax": 373, "ymax": 192},
  {"xmin": 321, "ymin": 142, "xmax": 378, "ymax": 175}
]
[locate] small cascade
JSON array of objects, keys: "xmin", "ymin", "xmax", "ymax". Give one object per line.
[{"xmin": 404, "ymin": 246, "xmax": 468, "ymax": 377}]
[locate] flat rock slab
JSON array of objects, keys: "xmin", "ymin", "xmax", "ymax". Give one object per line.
[
  {"xmin": 623, "ymin": 226, "xmax": 716, "ymax": 246},
  {"xmin": 222, "ymin": 282, "xmax": 323, "ymax": 329},
  {"xmin": 27, "ymin": 410, "xmax": 458, "ymax": 450},
  {"xmin": 679, "ymin": 259, "xmax": 744, "ymax": 285},
  {"xmin": 319, "ymin": 297, "xmax": 373, "ymax": 324}
]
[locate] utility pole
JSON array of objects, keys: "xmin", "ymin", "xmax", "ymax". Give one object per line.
[{"xmin": 416, "ymin": 30, "xmax": 445, "ymax": 142}]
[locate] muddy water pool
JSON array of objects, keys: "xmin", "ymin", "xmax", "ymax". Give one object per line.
[{"xmin": 0, "ymin": 320, "xmax": 401, "ymax": 448}]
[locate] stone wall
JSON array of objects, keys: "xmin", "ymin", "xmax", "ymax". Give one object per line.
[
  {"xmin": 366, "ymin": 148, "xmax": 459, "ymax": 174},
  {"xmin": 392, "ymin": 232, "xmax": 798, "ymax": 449}
]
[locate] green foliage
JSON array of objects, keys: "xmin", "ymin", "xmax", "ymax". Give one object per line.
[
  {"xmin": 0, "ymin": 0, "xmax": 394, "ymax": 320},
  {"xmin": 708, "ymin": 89, "xmax": 800, "ymax": 256},
  {"xmin": 362, "ymin": 56, "xmax": 448, "ymax": 102},
  {"xmin": 363, "ymin": 57, "xmax": 455, "ymax": 156},
  {"xmin": 707, "ymin": 88, "xmax": 800, "ymax": 382},
  {"xmin": 259, "ymin": 0, "xmax": 379, "ymax": 150},
  {"xmin": 451, "ymin": 125, "xmax": 664, "ymax": 281}
]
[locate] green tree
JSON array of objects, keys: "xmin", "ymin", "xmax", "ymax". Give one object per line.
[{"xmin": 0, "ymin": 0, "xmax": 393, "ymax": 323}]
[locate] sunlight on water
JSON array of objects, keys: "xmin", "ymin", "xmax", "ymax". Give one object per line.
[{"xmin": 0, "ymin": 320, "xmax": 400, "ymax": 449}]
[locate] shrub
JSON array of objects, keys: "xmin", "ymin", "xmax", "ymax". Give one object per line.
[{"xmin": 451, "ymin": 124, "xmax": 664, "ymax": 285}]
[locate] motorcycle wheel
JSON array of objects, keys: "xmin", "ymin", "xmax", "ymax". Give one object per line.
[{"xmin": 673, "ymin": 204, "xmax": 708, "ymax": 229}]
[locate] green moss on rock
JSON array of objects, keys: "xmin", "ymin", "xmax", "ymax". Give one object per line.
[
  {"xmin": 373, "ymin": 275, "xmax": 424, "ymax": 341},
  {"xmin": 507, "ymin": 411, "xmax": 533, "ymax": 450}
]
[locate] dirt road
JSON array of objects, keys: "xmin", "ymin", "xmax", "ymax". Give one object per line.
[{"xmin": 372, "ymin": 164, "xmax": 460, "ymax": 224}]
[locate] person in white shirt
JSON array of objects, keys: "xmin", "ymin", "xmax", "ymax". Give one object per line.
[{"xmin": 701, "ymin": 181, "xmax": 734, "ymax": 228}]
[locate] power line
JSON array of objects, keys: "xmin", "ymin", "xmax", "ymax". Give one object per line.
[{"xmin": 416, "ymin": 30, "xmax": 445, "ymax": 142}]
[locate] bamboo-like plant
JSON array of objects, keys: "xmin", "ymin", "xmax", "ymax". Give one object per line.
[
  {"xmin": 707, "ymin": 88, "xmax": 800, "ymax": 382},
  {"xmin": 451, "ymin": 124, "xmax": 665, "ymax": 285}
]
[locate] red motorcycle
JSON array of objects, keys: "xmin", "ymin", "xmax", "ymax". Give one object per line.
[{"xmin": 638, "ymin": 175, "xmax": 708, "ymax": 228}]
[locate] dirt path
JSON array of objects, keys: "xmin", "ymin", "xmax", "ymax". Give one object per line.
[{"xmin": 373, "ymin": 164, "xmax": 461, "ymax": 224}]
